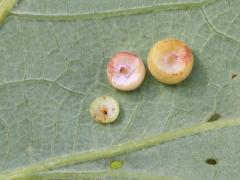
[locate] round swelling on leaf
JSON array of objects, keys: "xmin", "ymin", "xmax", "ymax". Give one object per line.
[
  {"xmin": 90, "ymin": 96, "xmax": 119, "ymax": 124},
  {"xmin": 147, "ymin": 39, "xmax": 194, "ymax": 84},
  {"xmin": 107, "ymin": 51, "xmax": 146, "ymax": 91},
  {"xmin": 110, "ymin": 160, "xmax": 124, "ymax": 169}
]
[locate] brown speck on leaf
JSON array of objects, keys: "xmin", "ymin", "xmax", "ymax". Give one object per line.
[
  {"xmin": 232, "ymin": 74, "xmax": 237, "ymax": 79},
  {"xmin": 206, "ymin": 158, "xmax": 217, "ymax": 165},
  {"xmin": 207, "ymin": 113, "xmax": 221, "ymax": 122}
]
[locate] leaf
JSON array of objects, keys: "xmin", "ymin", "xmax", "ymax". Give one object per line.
[{"xmin": 1, "ymin": 0, "xmax": 240, "ymax": 179}]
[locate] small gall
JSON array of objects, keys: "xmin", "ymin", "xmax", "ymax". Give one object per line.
[
  {"xmin": 90, "ymin": 96, "xmax": 119, "ymax": 124},
  {"xmin": 107, "ymin": 51, "xmax": 146, "ymax": 91},
  {"xmin": 147, "ymin": 39, "xmax": 194, "ymax": 84},
  {"xmin": 110, "ymin": 160, "xmax": 124, "ymax": 169}
]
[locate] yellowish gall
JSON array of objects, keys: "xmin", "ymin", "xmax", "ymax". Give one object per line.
[
  {"xmin": 147, "ymin": 39, "xmax": 194, "ymax": 84},
  {"xmin": 90, "ymin": 96, "xmax": 119, "ymax": 124}
]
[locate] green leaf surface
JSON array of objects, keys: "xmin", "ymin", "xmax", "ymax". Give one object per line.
[{"xmin": 1, "ymin": 0, "xmax": 240, "ymax": 179}]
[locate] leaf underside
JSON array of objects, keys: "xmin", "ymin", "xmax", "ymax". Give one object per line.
[{"xmin": 1, "ymin": 0, "xmax": 240, "ymax": 179}]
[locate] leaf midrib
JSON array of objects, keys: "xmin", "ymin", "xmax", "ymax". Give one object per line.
[{"xmin": 1, "ymin": 118, "xmax": 240, "ymax": 179}]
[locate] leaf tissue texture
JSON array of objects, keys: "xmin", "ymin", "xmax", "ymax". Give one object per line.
[{"xmin": 1, "ymin": 0, "xmax": 240, "ymax": 179}]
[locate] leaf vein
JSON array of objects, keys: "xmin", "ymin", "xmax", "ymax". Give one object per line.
[{"xmin": 10, "ymin": 0, "xmax": 217, "ymax": 22}]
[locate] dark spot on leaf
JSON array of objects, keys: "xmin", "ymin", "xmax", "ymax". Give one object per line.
[
  {"xmin": 206, "ymin": 158, "xmax": 217, "ymax": 165},
  {"xmin": 231, "ymin": 74, "xmax": 237, "ymax": 79},
  {"xmin": 207, "ymin": 113, "xmax": 221, "ymax": 122}
]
